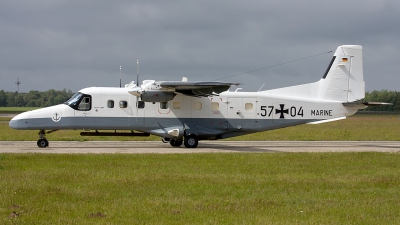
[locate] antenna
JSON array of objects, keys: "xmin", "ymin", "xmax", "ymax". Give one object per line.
[
  {"xmin": 15, "ymin": 77, "xmax": 21, "ymax": 92},
  {"xmin": 257, "ymin": 83, "xmax": 265, "ymax": 92},
  {"xmin": 214, "ymin": 50, "xmax": 333, "ymax": 81},
  {"xmin": 136, "ymin": 59, "xmax": 139, "ymax": 85},
  {"xmin": 119, "ymin": 65, "xmax": 122, "ymax": 88}
]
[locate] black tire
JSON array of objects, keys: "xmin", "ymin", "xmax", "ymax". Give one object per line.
[
  {"xmin": 170, "ymin": 139, "xmax": 183, "ymax": 147},
  {"xmin": 37, "ymin": 139, "xmax": 49, "ymax": 148},
  {"xmin": 184, "ymin": 135, "xmax": 198, "ymax": 148}
]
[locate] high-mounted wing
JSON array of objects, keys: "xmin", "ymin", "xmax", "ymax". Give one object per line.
[
  {"xmin": 159, "ymin": 81, "xmax": 239, "ymax": 97},
  {"xmin": 128, "ymin": 80, "xmax": 239, "ymax": 102}
]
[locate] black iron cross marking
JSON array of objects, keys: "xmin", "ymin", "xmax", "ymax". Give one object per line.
[{"xmin": 275, "ymin": 104, "xmax": 289, "ymax": 119}]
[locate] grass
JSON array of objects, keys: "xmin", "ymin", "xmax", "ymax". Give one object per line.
[
  {"xmin": 0, "ymin": 117, "xmax": 10, "ymax": 122},
  {"xmin": 0, "ymin": 107, "xmax": 39, "ymax": 114},
  {"xmin": 2, "ymin": 114, "xmax": 400, "ymax": 223},
  {"xmin": 1, "ymin": 153, "xmax": 400, "ymax": 224},
  {"xmin": 229, "ymin": 114, "xmax": 400, "ymax": 141},
  {"xmin": 1, "ymin": 114, "xmax": 400, "ymax": 141}
]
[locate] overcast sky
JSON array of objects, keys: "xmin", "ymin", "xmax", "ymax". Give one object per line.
[{"xmin": 1, "ymin": 0, "xmax": 399, "ymax": 93}]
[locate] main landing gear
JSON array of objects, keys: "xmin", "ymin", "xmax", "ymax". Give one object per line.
[
  {"xmin": 37, "ymin": 130, "xmax": 57, "ymax": 148},
  {"xmin": 184, "ymin": 134, "xmax": 198, "ymax": 148},
  {"xmin": 162, "ymin": 134, "xmax": 199, "ymax": 148},
  {"xmin": 169, "ymin": 139, "xmax": 183, "ymax": 147}
]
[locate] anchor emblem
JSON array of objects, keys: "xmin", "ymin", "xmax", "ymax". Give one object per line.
[{"xmin": 52, "ymin": 113, "xmax": 61, "ymax": 122}]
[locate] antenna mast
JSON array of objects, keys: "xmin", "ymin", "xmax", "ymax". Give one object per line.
[
  {"xmin": 15, "ymin": 77, "xmax": 21, "ymax": 92},
  {"xmin": 119, "ymin": 66, "xmax": 122, "ymax": 88},
  {"xmin": 136, "ymin": 60, "xmax": 139, "ymax": 85}
]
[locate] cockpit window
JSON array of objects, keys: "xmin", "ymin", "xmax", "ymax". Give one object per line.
[
  {"xmin": 64, "ymin": 92, "xmax": 92, "ymax": 111},
  {"xmin": 64, "ymin": 93, "xmax": 82, "ymax": 107},
  {"xmin": 78, "ymin": 97, "xmax": 91, "ymax": 110}
]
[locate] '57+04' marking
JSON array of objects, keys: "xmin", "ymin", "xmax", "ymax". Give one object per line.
[{"xmin": 260, "ymin": 105, "xmax": 304, "ymax": 119}]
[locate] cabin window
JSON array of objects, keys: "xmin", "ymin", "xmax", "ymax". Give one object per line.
[
  {"xmin": 245, "ymin": 103, "xmax": 253, "ymax": 111},
  {"xmin": 194, "ymin": 102, "xmax": 202, "ymax": 110},
  {"xmin": 119, "ymin": 101, "xmax": 128, "ymax": 108},
  {"xmin": 211, "ymin": 102, "xmax": 219, "ymax": 111},
  {"xmin": 107, "ymin": 100, "xmax": 114, "ymax": 108},
  {"xmin": 137, "ymin": 101, "xmax": 145, "ymax": 109},
  {"xmin": 160, "ymin": 102, "xmax": 168, "ymax": 109},
  {"xmin": 173, "ymin": 102, "xmax": 181, "ymax": 109},
  {"xmin": 78, "ymin": 96, "xmax": 91, "ymax": 111}
]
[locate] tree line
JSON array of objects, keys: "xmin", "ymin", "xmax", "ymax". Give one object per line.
[
  {"xmin": 362, "ymin": 90, "xmax": 400, "ymax": 111},
  {"xmin": 0, "ymin": 89, "xmax": 399, "ymax": 111},
  {"xmin": 0, "ymin": 89, "xmax": 73, "ymax": 107}
]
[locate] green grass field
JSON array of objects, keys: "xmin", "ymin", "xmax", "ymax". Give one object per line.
[
  {"xmin": 1, "ymin": 114, "xmax": 400, "ymax": 223},
  {"xmin": 1, "ymin": 153, "xmax": 400, "ymax": 224},
  {"xmin": 0, "ymin": 107, "xmax": 39, "ymax": 114},
  {"xmin": 1, "ymin": 114, "xmax": 400, "ymax": 141}
]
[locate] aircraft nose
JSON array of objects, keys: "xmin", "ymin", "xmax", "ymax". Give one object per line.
[
  {"xmin": 9, "ymin": 112, "xmax": 29, "ymax": 130},
  {"xmin": 9, "ymin": 118, "xmax": 20, "ymax": 129}
]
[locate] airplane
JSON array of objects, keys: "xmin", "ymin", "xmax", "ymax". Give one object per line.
[{"xmin": 9, "ymin": 45, "xmax": 388, "ymax": 148}]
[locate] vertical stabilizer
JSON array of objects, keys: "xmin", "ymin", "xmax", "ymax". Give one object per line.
[
  {"xmin": 318, "ymin": 45, "xmax": 364, "ymax": 102},
  {"xmin": 264, "ymin": 45, "xmax": 365, "ymax": 102}
]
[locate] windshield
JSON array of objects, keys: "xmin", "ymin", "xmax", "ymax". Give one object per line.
[
  {"xmin": 64, "ymin": 92, "xmax": 92, "ymax": 111},
  {"xmin": 64, "ymin": 93, "xmax": 83, "ymax": 108}
]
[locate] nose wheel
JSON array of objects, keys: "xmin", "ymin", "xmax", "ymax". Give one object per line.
[
  {"xmin": 36, "ymin": 130, "xmax": 57, "ymax": 148},
  {"xmin": 37, "ymin": 130, "xmax": 49, "ymax": 148},
  {"xmin": 37, "ymin": 139, "xmax": 49, "ymax": 148}
]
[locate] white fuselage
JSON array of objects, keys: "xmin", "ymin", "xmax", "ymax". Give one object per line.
[
  {"xmin": 8, "ymin": 45, "xmax": 367, "ymax": 148},
  {"xmin": 9, "ymin": 86, "xmax": 356, "ymax": 140}
]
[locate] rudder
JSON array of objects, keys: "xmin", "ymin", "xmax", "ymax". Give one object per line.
[{"xmin": 318, "ymin": 45, "xmax": 364, "ymax": 102}]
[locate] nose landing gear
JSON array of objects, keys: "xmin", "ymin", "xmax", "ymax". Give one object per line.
[
  {"xmin": 37, "ymin": 130, "xmax": 48, "ymax": 148},
  {"xmin": 37, "ymin": 130, "xmax": 57, "ymax": 148},
  {"xmin": 37, "ymin": 138, "xmax": 49, "ymax": 148}
]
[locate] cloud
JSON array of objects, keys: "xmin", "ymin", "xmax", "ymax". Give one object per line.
[{"xmin": 1, "ymin": 0, "xmax": 399, "ymax": 93}]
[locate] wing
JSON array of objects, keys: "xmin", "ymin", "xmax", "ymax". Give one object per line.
[{"xmin": 159, "ymin": 81, "xmax": 239, "ymax": 97}]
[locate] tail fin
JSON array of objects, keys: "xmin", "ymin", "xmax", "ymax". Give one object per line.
[
  {"xmin": 318, "ymin": 45, "xmax": 364, "ymax": 102},
  {"xmin": 265, "ymin": 45, "xmax": 365, "ymax": 102}
]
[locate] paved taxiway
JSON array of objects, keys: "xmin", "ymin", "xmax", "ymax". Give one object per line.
[{"xmin": 0, "ymin": 141, "xmax": 399, "ymax": 153}]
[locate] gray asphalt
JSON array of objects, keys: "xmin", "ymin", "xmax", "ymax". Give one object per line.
[{"xmin": 1, "ymin": 141, "xmax": 399, "ymax": 153}]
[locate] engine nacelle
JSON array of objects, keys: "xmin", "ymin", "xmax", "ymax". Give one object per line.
[{"xmin": 140, "ymin": 91, "xmax": 176, "ymax": 102}]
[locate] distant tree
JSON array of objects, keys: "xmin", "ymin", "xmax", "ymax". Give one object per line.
[
  {"xmin": 363, "ymin": 90, "xmax": 399, "ymax": 111},
  {"xmin": 14, "ymin": 95, "xmax": 26, "ymax": 107},
  {"xmin": 6, "ymin": 91, "xmax": 17, "ymax": 107},
  {"xmin": 0, "ymin": 90, "xmax": 6, "ymax": 106},
  {"xmin": 24, "ymin": 90, "xmax": 41, "ymax": 107}
]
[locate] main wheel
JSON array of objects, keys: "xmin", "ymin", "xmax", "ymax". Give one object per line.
[
  {"xmin": 37, "ymin": 139, "xmax": 49, "ymax": 148},
  {"xmin": 170, "ymin": 139, "xmax": 183, "ymax": 147},
  {"xmin": 184, "ymin": 135, "xmax": 198, "ymax": 148}
]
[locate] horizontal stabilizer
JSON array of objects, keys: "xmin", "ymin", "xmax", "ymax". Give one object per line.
[
  {"xmin": 343, "ymin": 102, "xmax": 393, "ymax": 108},
  {"xmin": 307, "ymin": 116, "xmax": 346, "ymax": 125}
]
